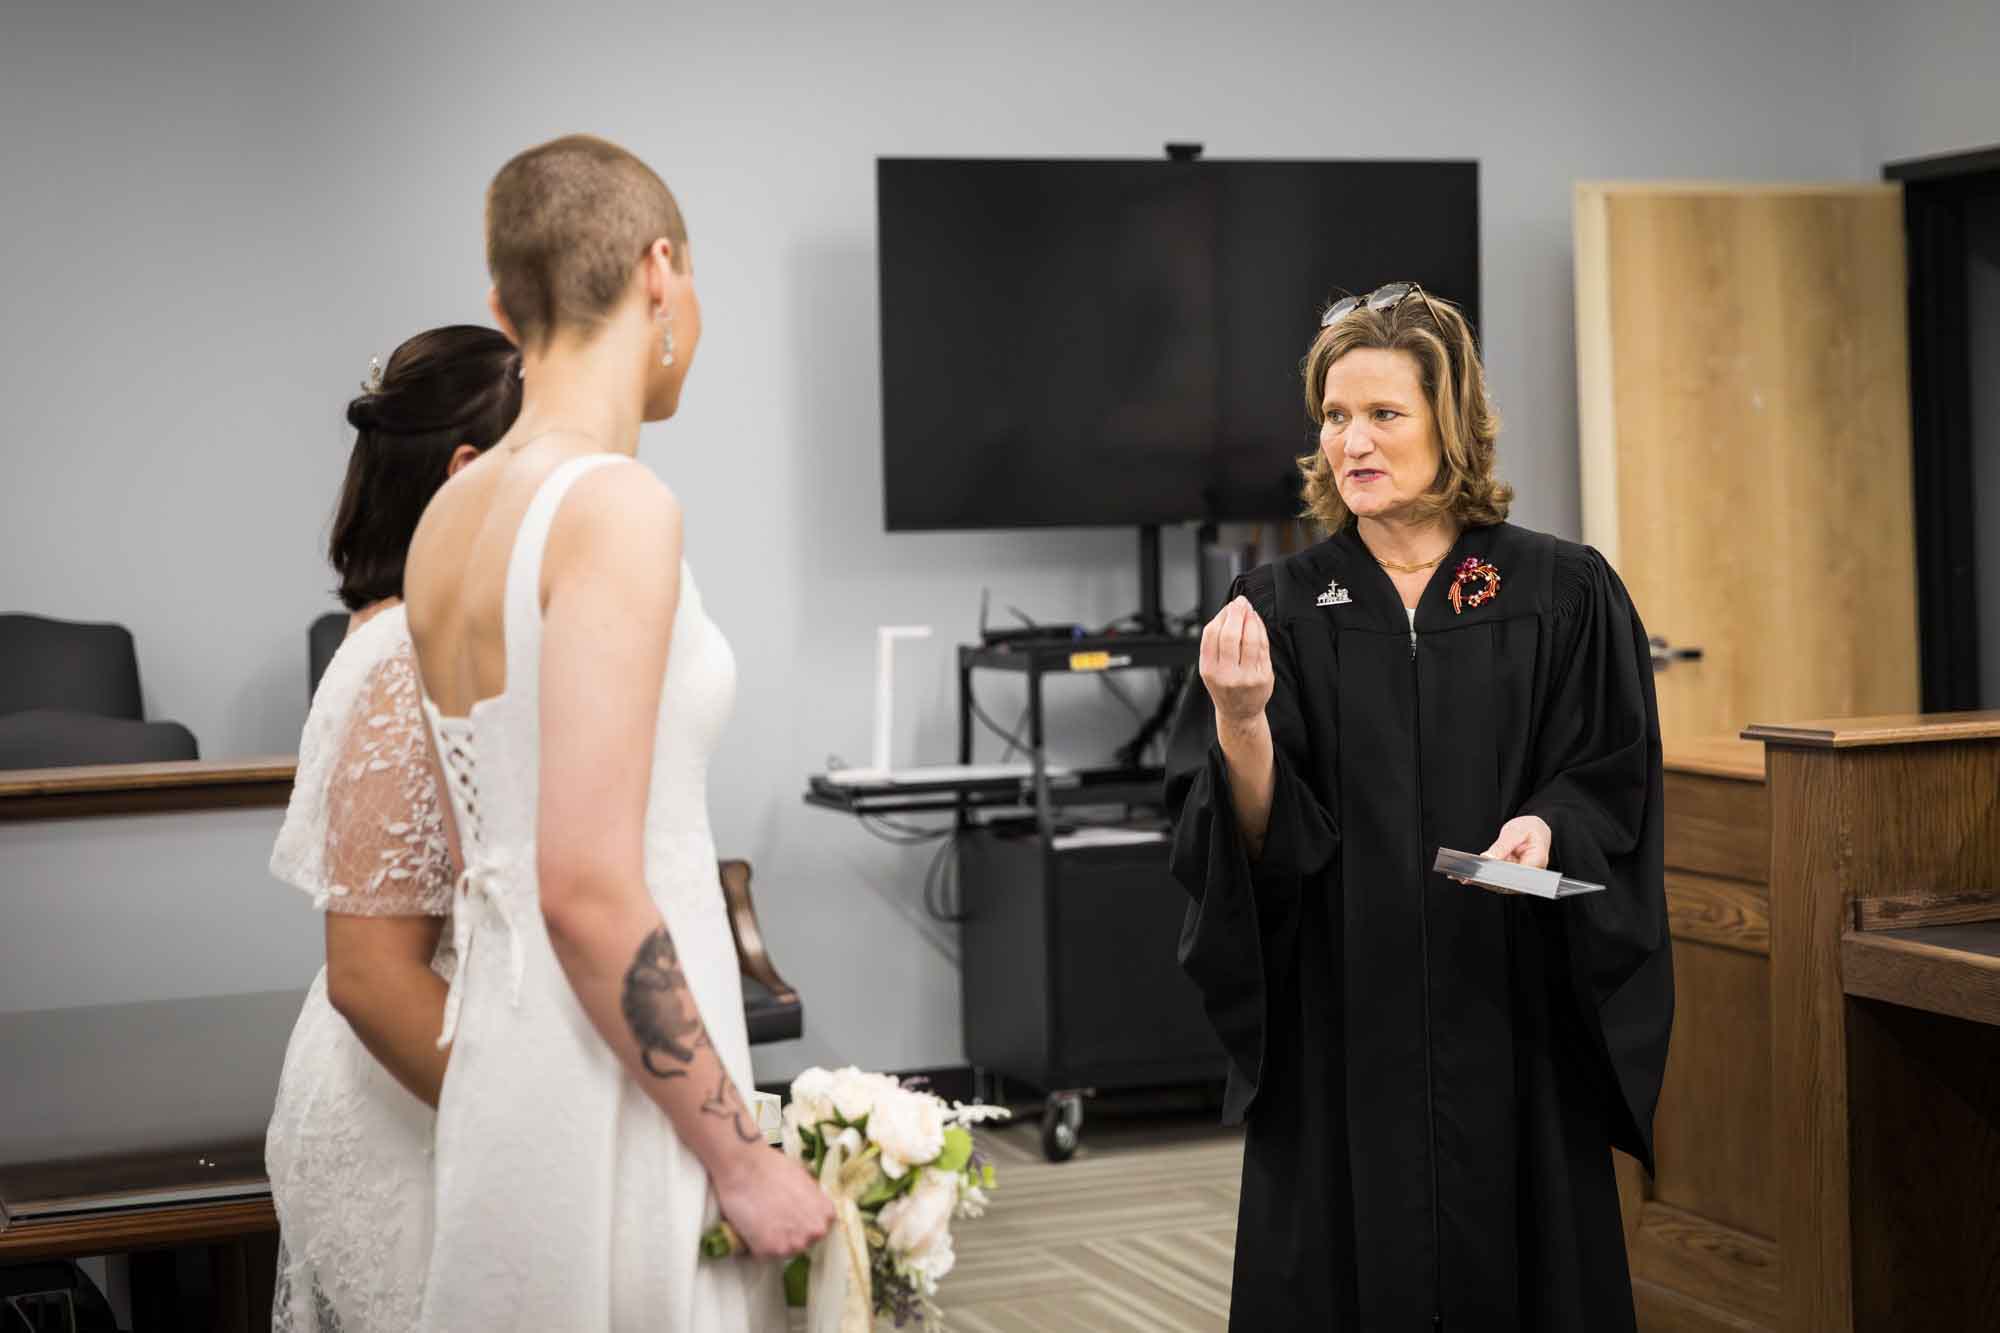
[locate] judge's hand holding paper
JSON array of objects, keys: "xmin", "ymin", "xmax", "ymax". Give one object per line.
[{"xmin": 1438, "ymin": 813, "xmax": 1608, "ymax": 898}]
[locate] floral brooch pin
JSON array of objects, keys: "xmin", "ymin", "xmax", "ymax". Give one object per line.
[{"xmin": 1448, "ymin": 555, "xmax": 1501, "ymax": 614}]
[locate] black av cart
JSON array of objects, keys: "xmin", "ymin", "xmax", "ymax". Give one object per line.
[{"xmin": 806, "ymin": 633, "xmax": 1226, "ymax": 1161}]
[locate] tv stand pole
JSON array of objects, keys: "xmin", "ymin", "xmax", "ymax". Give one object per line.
[{"xmin": 1137, "ymin": 524, "xmax": 1163, "ymax": 634}]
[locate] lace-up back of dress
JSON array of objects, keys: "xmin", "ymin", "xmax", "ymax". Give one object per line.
[
  {"xmin": 415, "ymin": 461, "xmax": 611, "ymax": 877},
  {"xmin": 429, "ymin": 715, "xmax": 490, "ymax": 884}
]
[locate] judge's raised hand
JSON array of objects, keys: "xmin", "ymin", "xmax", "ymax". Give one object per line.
[
  {"xmin": 1480, "ymin": 815, "xmax": 1552, "ymax": 870},
  {"xmin": 1200, "ymin": 596, "xmax": 1275, "ymax": 728}
]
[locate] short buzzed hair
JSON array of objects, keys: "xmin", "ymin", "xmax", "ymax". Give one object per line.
[{"xmin": 485, "ymin": 134, "xmax": 688, "ymax": 351}]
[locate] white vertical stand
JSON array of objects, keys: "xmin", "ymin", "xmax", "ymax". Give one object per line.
[{"xmin": 839, "ymin": 625, "xmax": 931, "ymax": 782}]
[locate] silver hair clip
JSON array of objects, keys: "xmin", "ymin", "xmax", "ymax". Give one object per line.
[{"xmin": 361, "ymin": 356, "xmax": 384, "ymax": 395}]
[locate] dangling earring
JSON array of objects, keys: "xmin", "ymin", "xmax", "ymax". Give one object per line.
[{"xmin": 655, "ymin": 305, "xmax": 676, "ymax": 368}]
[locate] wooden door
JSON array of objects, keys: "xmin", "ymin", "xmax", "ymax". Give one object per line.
[{"xmin": 1574, "ymin": 183, "xmax": 1921, "ymax": 741}]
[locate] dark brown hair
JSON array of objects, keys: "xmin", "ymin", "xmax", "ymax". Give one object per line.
[
  {"xmin": 486, "ymin": 134, "xmax": 688, "ymax": 351},
  {"xmin": 1297, "ymin": 289, "xmax": 1510, "ymax": 532},
  {"xmin": 328, "ymin": 325, "xmax": 523, "ymax": 611}
]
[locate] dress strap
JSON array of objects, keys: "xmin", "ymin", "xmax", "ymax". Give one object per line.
[{"xmin": 499, "ymin": 454, "xmax": 631, "ymax": 704}]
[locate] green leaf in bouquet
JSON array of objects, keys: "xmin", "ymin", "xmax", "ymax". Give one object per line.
[
  {"xmin": 934, "ymin": 1125, "xmax": 974, "ymax": 1174},
  {"xmin": 783, "ymin": 1255, "xmax": 810, "ymax": 1309},
  {"xmin": 857, "ymin": 1162, "xmax": 913, "ymax": 1209}
]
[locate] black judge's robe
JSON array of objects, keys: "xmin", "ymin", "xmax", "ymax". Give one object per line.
[{"xmin": 1165, "ymin": 521, "xmax": 1673, "ymax": 1332}]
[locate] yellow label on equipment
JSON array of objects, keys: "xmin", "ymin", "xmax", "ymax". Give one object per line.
[{"xmin": 1069, "ymin": 651, "xmax": 1113, "ymax": 672}]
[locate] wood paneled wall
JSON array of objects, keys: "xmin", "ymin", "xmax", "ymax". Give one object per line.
[{"xmin": 1625, "ymin": 738, "xmax": 1778, "ymax": 1331}]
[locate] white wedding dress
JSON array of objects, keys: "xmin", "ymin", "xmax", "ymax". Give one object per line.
[
  {"xmin": 266, "ymin": 605, "xmax": 457, "ymax": 1333},
  {"xmin": 417, "ymin": 455, "xmax": 782, "ymax": 1331}
]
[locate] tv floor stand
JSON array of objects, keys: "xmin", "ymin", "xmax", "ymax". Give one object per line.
[{"xmin": 1136, "ymin": 524, "xmax": 1164, "ymax": 635}]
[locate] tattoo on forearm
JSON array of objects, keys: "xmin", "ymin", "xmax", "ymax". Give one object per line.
[
  {"xmin": 621, "ymin": 927, "xmax": 707, "ymax": 1079},
  {"xmin": 702, "ymin": 1071, "xmax": 763, "ymax": 1144},
  {"xmin": 620, "ymin": 929, "xmax": 759, "ymax": 1141}
]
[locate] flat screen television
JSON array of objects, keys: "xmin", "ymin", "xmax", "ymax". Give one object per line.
[{"xmin": 878, "ymin": 157, "xmax": 1480, "ymax": 531}]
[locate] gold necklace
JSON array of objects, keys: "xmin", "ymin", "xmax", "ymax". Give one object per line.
[{"xmin": 1374, "ymin": 551, "xmax": 1448, "ymax": 574}]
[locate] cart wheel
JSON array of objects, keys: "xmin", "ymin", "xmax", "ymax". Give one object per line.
[{"xmin": 1040, "ymin": 1094, "xmax": 1083, "ymax": 1163}]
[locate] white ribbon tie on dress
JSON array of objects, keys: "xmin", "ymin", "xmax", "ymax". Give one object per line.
[{"xmin": 436, "ymin": 846, "xmax": 526, "ymax": 1049}]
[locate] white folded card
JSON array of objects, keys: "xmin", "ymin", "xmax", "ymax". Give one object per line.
[
  {"xmin": 1433, "ymin": 847, "xmax": 1606, "ymax": 900},
  {"xmin": 750, "ymin": 1089, "xmax": 784, "ymax": 1146}
]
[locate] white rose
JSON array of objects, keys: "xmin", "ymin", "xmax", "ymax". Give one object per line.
[
  {"xmin": 878, "ymin": 1168, "xmax": 959, "ymax": 1266},
  {"xmin": 902, "ymin": 1230, "xmax": 955, "ymax": 1292},
  {"xmin": 867, "ymin": 1089, "xmax": 946, "ymax": 1178},
  {"xmin": 789, "ymin": 1068, "xmax": 837, "ymax": 1125},
  {"xmin": 828, "ymin": 1067, "xmax": 891, "ymax": 1121}
]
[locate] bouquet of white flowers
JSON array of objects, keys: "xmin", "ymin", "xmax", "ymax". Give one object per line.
[{"xmin": 702, "ymin": 1067, "xmax": 1010, "ymax": 1331}]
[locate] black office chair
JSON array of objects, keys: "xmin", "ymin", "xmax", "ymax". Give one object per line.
[
  {"xmin": 0, "ymin": 710, "xmax": 198, "ymax": 768},
  {"xmin": 309, "ymin": 611, "xmax": 348, "ymax": 700},
  {"xmin": 0, "ymin": 614, "xmax": 144, "ymax": 719},
  {"xmin": 0, "ymin": 614, "xmax": 199, "ymax": 769}
]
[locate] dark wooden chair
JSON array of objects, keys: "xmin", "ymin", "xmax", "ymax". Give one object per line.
[{"xmin": 718, "ymin": 859, "xmax": 802, "ymax": 1044}]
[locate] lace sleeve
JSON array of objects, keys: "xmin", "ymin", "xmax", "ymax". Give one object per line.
[{"xmin": 319, "ymin": 641, "xmax": 456, "ymax": 916}]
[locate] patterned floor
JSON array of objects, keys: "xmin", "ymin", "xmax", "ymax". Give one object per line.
[{"xmin": 792, "ymin": 1112, "xmax": 1244, "ymax": 1332}]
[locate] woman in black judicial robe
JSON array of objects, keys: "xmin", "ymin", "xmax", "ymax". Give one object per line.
[{"xmin": 1165, "ymin": 284, "xmax": 1672, "ymax": 1332}]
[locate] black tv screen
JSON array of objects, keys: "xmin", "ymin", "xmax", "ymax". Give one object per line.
[{"xmin": 878, "ymin": 157, "xmax": 1480, "ymax": 530}]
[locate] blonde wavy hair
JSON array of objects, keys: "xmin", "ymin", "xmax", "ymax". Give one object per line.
[{"xmin": 1297, "ymin": 288, "xmax": 1510, "ymax": 533}]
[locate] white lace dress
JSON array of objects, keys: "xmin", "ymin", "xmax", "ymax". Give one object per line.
[
  {"xmin": 417, "ymin": 455, "xmax": 783, "ymax": 1331},
  {"xmin": 266, "ymin": 606, "xmax": 456, "ymax": 1333}
]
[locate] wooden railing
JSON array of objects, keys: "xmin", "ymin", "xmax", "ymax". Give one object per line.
[{"xmin": 0, "ymin": 757, "xmax": 296, "ymax": 822}]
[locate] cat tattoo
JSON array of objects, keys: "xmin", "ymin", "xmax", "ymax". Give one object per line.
[{"xmin": 621, "ymin": 927, "xmax": 705, "ymax": 1079}]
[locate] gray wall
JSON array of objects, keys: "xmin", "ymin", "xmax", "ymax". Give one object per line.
[
  {"xmin": 1, "ymin": 0, "xmax": 1877, "ymax": 1079},
  {"xmin": 1853, "ymin": 0, "xmax": 2000, "ymax": 166}
]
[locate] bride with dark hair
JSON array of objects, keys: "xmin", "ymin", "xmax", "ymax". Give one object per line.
[{"xmin": 265, "ymin": 324, "xmax": 520, "ymax": 1333}]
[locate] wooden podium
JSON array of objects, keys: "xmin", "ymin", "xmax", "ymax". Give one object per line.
[
  {"xmin": 1750, "ymin": 712, "xmax": 2000, "ymax": 1332},
  {"xmin": 1637, "ymin": 716, "xmax": 2000, "ymax": 1330}
]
